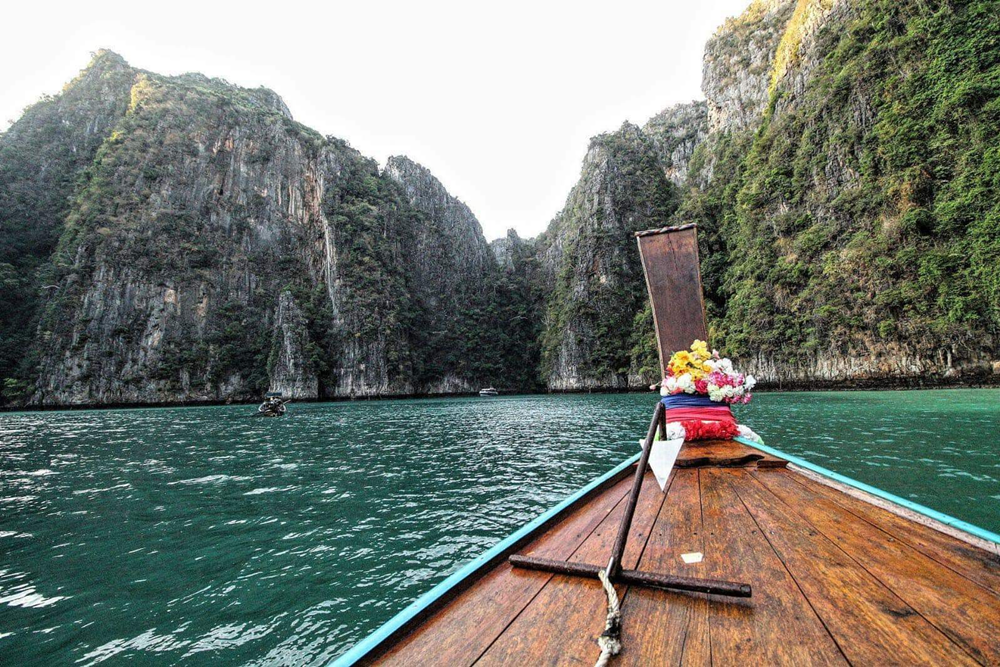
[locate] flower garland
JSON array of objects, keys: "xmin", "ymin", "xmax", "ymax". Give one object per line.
[{"xmin": 659, "ymin": 340, "xmax": 756, "ymax": 405}]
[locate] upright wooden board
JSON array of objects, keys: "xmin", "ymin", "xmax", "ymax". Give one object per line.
[{"xmin": 636, "ymin": 224, "xmax": 708, "ymax": 370}]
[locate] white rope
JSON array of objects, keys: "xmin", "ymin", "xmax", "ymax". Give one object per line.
[{"xmin": 594, "ymin": 568, "xmax": 622, "ymax": 667}]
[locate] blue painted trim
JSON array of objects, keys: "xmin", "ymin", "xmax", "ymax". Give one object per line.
[
  {"xmin": 735, "ymin": 436, "xmax": 1000, "ymax": 545},
  {"xmin": 331, "ymin": 451, "xmax": 643, "ymax": 666}
]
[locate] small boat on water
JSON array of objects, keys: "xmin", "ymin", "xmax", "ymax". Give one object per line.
[
  {"xmin": 257, "ymin": 391, "xmax": 287, "ymax": 417},
  {"xmin": 478, "ymin": 387, "xmax": 499, "ymax": 397},
  {"xmin": 334, "ymin": 224, "xmax": 1000, "ymax": 666}
]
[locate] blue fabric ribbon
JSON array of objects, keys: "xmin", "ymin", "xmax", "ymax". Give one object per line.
[{"xmin": 660, "ymin": 393, "xmax": 718, "ymax": 409}]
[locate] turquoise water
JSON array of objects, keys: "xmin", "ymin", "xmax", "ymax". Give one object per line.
[{"xmin": 0, "ymin": 389, "xmax": 997, "ymax": 664}]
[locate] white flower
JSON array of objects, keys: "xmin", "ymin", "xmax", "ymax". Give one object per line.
[
  {"xmin": 678, "ymin": 373, "xmax": 695, "ymax": 393},
  {"xmin": 660, "ymin": 384, "xmax": 669, "ymax": 396},
  {"xmin": 744, "ymin": 375, "xmax": 756, "ymax": 390}
]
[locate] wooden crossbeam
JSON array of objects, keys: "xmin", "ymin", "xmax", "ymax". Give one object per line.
[{"xmin": 510, "ymin": 403, "xmax": 751, "ymax": 599}]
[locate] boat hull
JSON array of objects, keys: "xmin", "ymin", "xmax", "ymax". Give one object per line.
[{"xmin": 335, "ymin": 438, "xmax": 1000, "ymax": 666}]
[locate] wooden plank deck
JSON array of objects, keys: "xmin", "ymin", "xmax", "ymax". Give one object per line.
[{"xmin": 366, "ymin": 441, "xmax": 1000, "ymax": 666}]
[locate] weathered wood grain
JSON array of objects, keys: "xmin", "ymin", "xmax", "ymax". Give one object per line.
[
  {"xmin": 734, "ymin": 469, "xmax": 979, "ymax": 665},
  {"xmin": 616, "ymin": 468, "xmax": 711, "ymax": 666},
  {"xmin": 787, "ymin": 468, "xmax": 1000, "ymax": 593},
  {"xmin": 754, "ymin": 468, "xmax": 1000, "ymax": 665},
  {"xmin": 676, "ymin": 439, "xmax": 787, "ymax": 469},
  {"xmin": 372, "ymin": 474, "xmax": 634, "ymax": 666},
  {"xmin": 369, "ymin": 461, "xmax": 999, "ymax": 666},
  {"xmin": 473, "ymin": 473, "xmax": 666, "ymax": 667},
  {"xmin": 698, "ymin": 468, "xmax": 846, "ymax": 666}
]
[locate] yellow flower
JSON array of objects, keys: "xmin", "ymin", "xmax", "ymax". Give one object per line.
[{"xmin": 690, "ymin": 339, "xmax": 709, "ymax": 359}]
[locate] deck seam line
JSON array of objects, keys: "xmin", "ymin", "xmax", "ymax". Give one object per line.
[
  {"xmin": 744, "ymin": 470, "xmax": 985, "ymax": 666},
  {"xmin": 675, "ymin": 607, "xmax": 693, "ymax": 667},
  {"xmin": 469, "ymin": 481, "xmax": 634, "ymax": 665},
  {"xmin": 660, "ymin": 470, "xmax": 700, "ymax": 667},
  {"xmin": 735, "ymin": 437, "xmax": 1000, "ymax": 549},
  {"xmin": 697, "ymin": 469, "xmax": 714, "ymax": 667},
  {"xmin": 474, "ymin": 473, "xmax": 670, "ymax": 665},
  {"xmin": 724, "ymin": 471, "xmax": 853, "ymax": 667},
  {"xmin": 779, "ymin": 469, "xmax": 1000, "ymax": 596},
  {"xmin": 586, "ymin": 473, "xmax": 674, "ymax": 662},
  {"xmin": 346, "ymin": 455, "xmax": 642, "ymax": 666},
  {"xmin": 600, "ymin": 473, "xmax": 673, "ymax": 665},
  {"xmin": 788, "ymin": 465, "xmax": 1000, "ymax": 557},
  {"xmin": 626, "ymin": 471, "xmax": 674, "ymax": 571},
  {"xmin": 615, "ymin": 471, "xmax": 674, "ymax": 601}
]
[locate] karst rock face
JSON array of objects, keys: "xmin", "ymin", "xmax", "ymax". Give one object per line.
[
  {"xmin": 3, "ymin": 52, "xmax": 510, "ymax": 406},
  {"xmin": 702, "ymin": 0, "xmax": 798, "ymax": 134},
  {"xmin": 381, "ymin": 154, "xmax": 499, "ymax": 395},
  {"xmin": 643, "ymin": 102, "xmax": 709, "ymax": 187},
  {"xmin": 688, "ymin": 0, "xmax": 1000, "ymax": 386},
  {"xmin": 5, "ymin": 0, "xmax": 1000, "ymax": 409},
  {"xmin": 529, "ymin": 123, "xmax": 678, "ymax": 390},
  {"xmin": 538, "ymin": 0, "xmax": 1000, "ymax": 390}
]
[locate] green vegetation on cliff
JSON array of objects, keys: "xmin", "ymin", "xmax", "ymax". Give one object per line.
[
  {"xmin": 4, "ymin": 0, "xmax": 1000, "ymax": 407},
  {"xmin": 716, "ymin": 0, "xmax": 1000, "ymax": 368},
  {"xmin": 538, "ymin": 125, "xmax": 679, "ymax": 389},
  {"xmin": 0, "ymin": 52, "xmax": 135, "ymax": 401},
  {"xmin": 0, "ymin": 52, "xmax": 541, "ymax": 405},
  {"xmin": 535, "ymin": 0, "xmax": 999, "ymax": 387}
]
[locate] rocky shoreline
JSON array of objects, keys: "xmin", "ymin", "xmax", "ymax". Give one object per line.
[{"xmin": 6, "ymin": 375, "xmax": 997, "ymax": 413}]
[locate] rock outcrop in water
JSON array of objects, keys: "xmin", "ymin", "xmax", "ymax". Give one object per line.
[
  {"xmin": 1, "ymin": 51, "xmax": 523, "ymax": 406},
  {"xmin": 531, "ymin": 0, "xmax": 1000, "ymax": 390},
  {"xmin": 534, "ymin": 123, "xmax": 681, "ymax": 390},
  {"xmin": 4, "ymin": 0, "xmax": 1000, "ymax": 408}
]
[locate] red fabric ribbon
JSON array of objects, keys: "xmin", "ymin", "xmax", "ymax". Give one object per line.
[{"xmin": 665, "ymin": 405, "xmax": 739, "ymax": 441}]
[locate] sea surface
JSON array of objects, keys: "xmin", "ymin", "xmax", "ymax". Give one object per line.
[{"xmin": 1, "ymin": 389, "xmax": 998, "ymax": 664}]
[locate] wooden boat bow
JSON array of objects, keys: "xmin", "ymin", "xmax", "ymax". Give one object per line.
[{"xmin": 333, "ymin": 223, "xmax": 1000, "ymax": 666}]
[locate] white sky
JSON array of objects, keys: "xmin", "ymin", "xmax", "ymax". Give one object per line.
[{"xmin": 1, "ymin": 0, "xmax": 750, "ymax": 240}]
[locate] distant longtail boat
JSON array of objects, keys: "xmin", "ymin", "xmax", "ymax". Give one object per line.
[{"xmin": 335, "ymin": 224, "xmax": 1000, "ymax": 666}]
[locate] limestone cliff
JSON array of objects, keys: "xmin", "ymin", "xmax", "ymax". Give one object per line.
[
  {"xmin": 702, "ymin": 0, "xmax": 798, "ymax": 133},
  {"xmin": 5, "ymin": 0, "xmax": 1000, "ymax": 406},
  {"xmin": 382, "ymin": 155, "xmax": 496, "ymax": 393},
  {"xmin": 0, "ymin": 51, "xmax": 137, "ymax": 398},
  {"xmin": 1, "ymin": 52, "xmax": 512, "ymax": 406},
  {"xmin": 642, "ymin": 102, "xmax": 708, "ymax": 187},
  {"xmin": 535, "ymin": 123, "xmax": 680, "ymax": 390},
  {"xmin": 695, "ymin": 0, "xmax": 1000, "ymax": 386},
  {"xmin": 532, "ymin": 0, "xmax": 1000, "ymax": 390}
]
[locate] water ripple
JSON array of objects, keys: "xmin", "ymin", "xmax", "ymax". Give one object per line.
[{"xmin": 0, "ymin": 390, "xmax": 997, "ymax": 664}]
